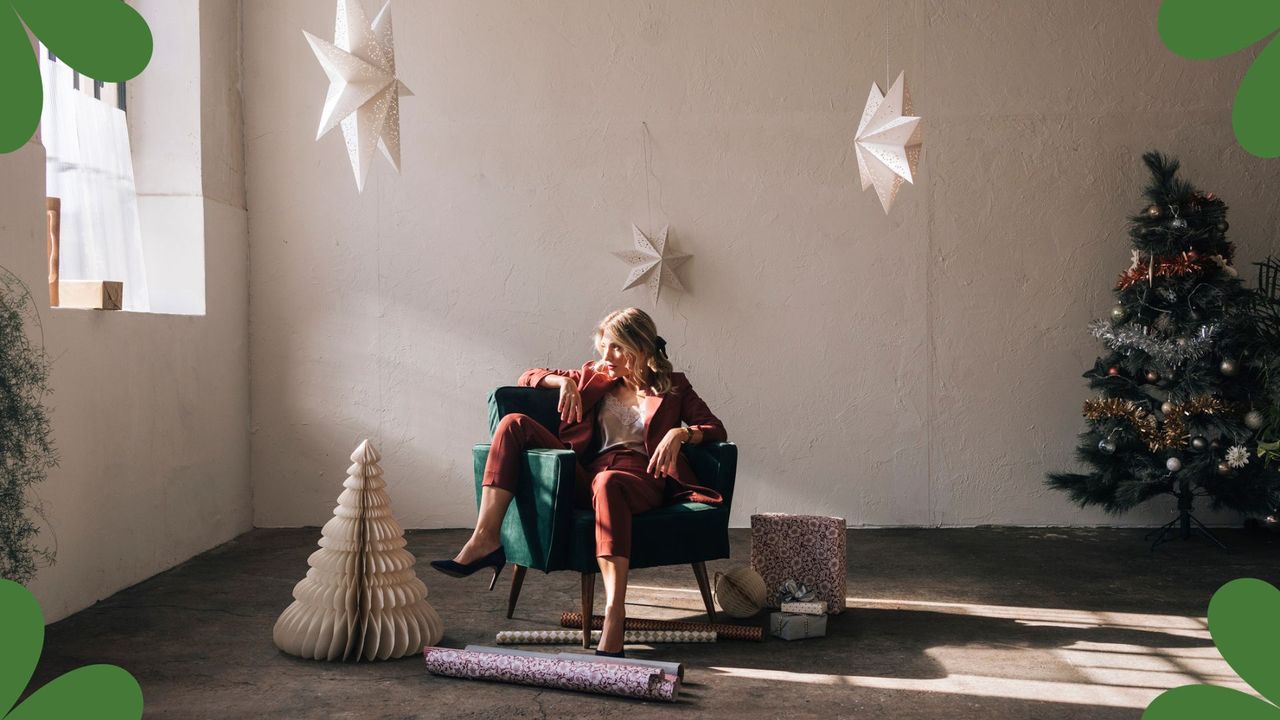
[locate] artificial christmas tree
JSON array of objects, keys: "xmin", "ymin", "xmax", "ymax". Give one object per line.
[
  {"xmin": 1048, "ymin": 153, "xmax": 1280, "ymax": 549},
  {"xmin": 274, "ymin": 439, "xmax": 443, "ymax": 660}
]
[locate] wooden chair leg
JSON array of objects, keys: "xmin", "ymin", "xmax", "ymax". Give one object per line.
[
  {"xmin": 691, "ymin": 562, "xmax": 716, "ymax": 622},
  {"xmin": 580, "ymin": 572, "xmax": 596, "ymax": 648},
  {"xmin": 506, "ymin": 564, "xmax": 527, "ymax": 619}
]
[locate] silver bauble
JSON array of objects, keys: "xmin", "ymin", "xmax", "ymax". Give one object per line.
[
  {"xmin": 1245, "ymin": 411, "xmax": 1264, "ymax": 430},
  {"xmin": 1098, "ymin": 438, "xmax": 1117, "ymax": 454},
  {"xmin": 1160, "ymin": 401, "xmax": 1175, "ymax": 415},
  {"xmin": 1170, "ymin": 218, "xmax": 1188, "ymax": 229},
  {"xmin": 1110, "ymin": 305, "xmax": 1128, "ymax": 321},
  {"xmin": 1220, "ymin": 359, "xmax": 1238, "ymax": 376},
  {"xmin": 1165, "ymin": 457, "xmax": 1182, "ymax": 472},
  {"xmin": 1191, "ymin": 436, "xmax": 1208, "ymax": 451}
]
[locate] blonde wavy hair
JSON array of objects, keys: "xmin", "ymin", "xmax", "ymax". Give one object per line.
[{"xmin": 593, "ymin": 307, "xmax": 675, "ymax": 396}]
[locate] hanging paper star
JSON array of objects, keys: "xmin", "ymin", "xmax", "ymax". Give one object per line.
[
  {"xmin": 855, "ymin": 70, "xmax": 923, "ymax": 213},
  {"xmin": 613, "ymin": 225, "xmax": 690, "ymax": 304},
  {"xmin": 303, "ymin": 0, "xmax": 412, "ymax": 192}
]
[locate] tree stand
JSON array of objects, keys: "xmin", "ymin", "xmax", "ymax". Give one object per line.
[{"xmin": 1145, "ymin": 487, "xmax": 1227, "ymax": 552}]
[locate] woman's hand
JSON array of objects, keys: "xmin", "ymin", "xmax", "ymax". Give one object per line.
[
  {"xmin": 647, "ymin": 427, "xmax": 688, "ymax": 479},
  {"xmin": 556, "ymin": 376, "xmax": 583, "ymax": 423}
]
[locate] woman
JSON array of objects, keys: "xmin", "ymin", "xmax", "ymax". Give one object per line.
[{"xmin": 430, "ymin": 307, "xmax": 728, "ymax": 657}]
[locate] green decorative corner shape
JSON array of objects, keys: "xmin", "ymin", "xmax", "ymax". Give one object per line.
[
  {"xmin": 0, "ymin": 0, "xmax": 152, "ymax": 154},
  {"xmin": 1143, "ymin": 578, "xmax": 1280, "ymax": 720},
  {"xmin": 1159, "ymin": 1, "xmax": 1280, "ymax": 158},
  {"xmin": 0, "ymin": 579, "xmax": 142, "ymax": 719}
]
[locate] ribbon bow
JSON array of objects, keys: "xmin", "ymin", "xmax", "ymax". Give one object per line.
[{"xmin": 776, "ymin": 579, "xmax": 816, "ymax": 605}]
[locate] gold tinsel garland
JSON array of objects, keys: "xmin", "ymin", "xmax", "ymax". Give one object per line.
[{"xmin": 1083, "ymin": 396, "xmax": 1236, "ymax": 452}]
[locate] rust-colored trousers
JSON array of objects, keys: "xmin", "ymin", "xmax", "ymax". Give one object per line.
[{"xmin": 482, "ymin": 413, "xmax": 665, "ymax": 558}]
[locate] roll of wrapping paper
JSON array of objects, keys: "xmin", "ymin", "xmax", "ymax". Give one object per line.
[
  {"xmin": 464, "ymin": 644, "xmax": 684, "ymax": 680},
  {"xmin": 495, "ymin": 629, "xmax": 716, "ymax": 645},
  {"xmin": 560, "ymin": 612, "xmax": 764, "ymax": 642},
  {"xmin": 423, "ymin": 646, "xmax": 678, "ymax": 702}
]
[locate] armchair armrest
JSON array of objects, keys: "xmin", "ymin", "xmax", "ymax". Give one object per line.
[
  {"xmin": 472, "ymin": 443, "xmax": 579, "ymax": 571},
  {"xmin": 682, "ymin": 441, "xmax": 738, "ymax": 510}
]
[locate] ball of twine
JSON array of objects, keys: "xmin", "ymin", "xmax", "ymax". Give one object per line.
[{"xmin": 713, "ymin": 565, "xmax": 766, "ymax": 618}]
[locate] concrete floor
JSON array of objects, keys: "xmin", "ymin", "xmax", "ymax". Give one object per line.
[{"xmin": 25, "ymin": 526, "xmax": 1280, "ymax": 719}]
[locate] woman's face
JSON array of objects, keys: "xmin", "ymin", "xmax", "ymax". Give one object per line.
[{"xmin": 597, "ymin": 333, "xmax": 636, "ymax": 380}]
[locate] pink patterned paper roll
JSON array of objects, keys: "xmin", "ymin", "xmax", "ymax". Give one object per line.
[{"xmin": 423, "ymin": 646, "xmax": 679, "ymax": 702}]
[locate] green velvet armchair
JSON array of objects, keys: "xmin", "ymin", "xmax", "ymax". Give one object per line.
[{"xmin": 473, "ymin": 386, "xmax": 738, "ymax": 646}]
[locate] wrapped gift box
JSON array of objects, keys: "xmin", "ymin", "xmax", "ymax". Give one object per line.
[
  {"xmin": 780, "ymin": 600, "xmax": 827, "ymax": 616},
  {"xmin": 750, "ymin": 513, "xmax": 846, "ymax": 615},
  {"xmin": 769, "ymin": 612, "xmax": 827, "ymax": 640}
]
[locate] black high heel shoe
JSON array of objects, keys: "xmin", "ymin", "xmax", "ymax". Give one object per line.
[
  {"xmin": 429, "ymin": 547, "xmax": 506, "ymax": 591},
  {"xmin": 594, "ymin": 648, "xmax": 627, "ymax": 659}
]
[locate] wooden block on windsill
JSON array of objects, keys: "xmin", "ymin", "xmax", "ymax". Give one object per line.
[{"xmin": 58, "ymin": 280, "xmax": 123, "ymax": 310}]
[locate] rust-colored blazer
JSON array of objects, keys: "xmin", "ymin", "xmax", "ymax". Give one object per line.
[{"xmin": 518, "ymin": 361, "xmax": 729, "ymax": 504}]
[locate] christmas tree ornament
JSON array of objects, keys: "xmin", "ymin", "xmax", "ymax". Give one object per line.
[
  {"xmin": 1111, "ymin": 305, "xmax": 1128, "ymax": 321},
  {"xmin": 1107, "ymin": 367, "xmax": 1120, "ymax": 377},
  {"xmin": 1264, "ymin": 514, "xmax": 1279, "ymax": 533},
  {"xmin": 1098, "ymin": 437, "xmax": 1117, "ymax": 454},
  {"xmin": 1165, "ymin": 457, "xmax": 1183, "ymax": 472},
  {"xmin": 1160, "ymin": 401, "xmax": 1176, "ymax": 415},
  {"xmin": 1191, "ymin": 436, "xmax": 1208, "ymax": 451},
  {"xmin": 1226, "ymin": 445, "xmax": 1251, "ymax": 468},
  {"xmin": 613, "ymin": 225, "xmax": 690, "ymax": 305},
  {"xmin": 854, "ymin": 71, "xmax": 923, "ymax": 214},
  {"xmin": 1220, "ymin": 359, "xmax": 1238, "ymax": 376},
  {"xmin": 1245, "ymin": 410, "xmax": 1264, "ymax": 430},
  {"xmin": 1217, "ymin": 462, "xmax": 1232, "ymax": 476},
  {"xmin": 1217, "ymin": 220, "xmax": 1229, "ymax": 232},
  {"xmin": 303, "ymin": 0, "xmax": 413, "ymax": 192},
  {"xmin": 273, "ymin": 439, "xmax": 443, "ymax": 661},
  {"xmin": 1170, "ymin": 218, "xmax": 1188, "ymax": 229},
  {"xmin": 1145, "ymin": 204, "xmax": 1161, "ymax": 218},
  {"xmin": 1145, "ymin": 370, "xmax": 1160, "ymax": 383}
]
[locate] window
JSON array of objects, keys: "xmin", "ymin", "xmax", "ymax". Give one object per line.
[{"xmin": 40, "ymin": 44, "xmax": 149, "ymax": 312}]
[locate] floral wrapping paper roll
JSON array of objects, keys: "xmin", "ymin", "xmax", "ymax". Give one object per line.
[
  {"xmin": 495, "ymin": 629, "xmax": 716, "ymax": 645},
  {"xmin": 559, "ymin": 612, "xmax": 764, "ymax": 642},
  {"xmin": 750, "ymin": 513, "xmax": 847, "ymax": 615},
  {"xmin": 423, "ymin": 647, "xmax": 679, "ymax": 701}
]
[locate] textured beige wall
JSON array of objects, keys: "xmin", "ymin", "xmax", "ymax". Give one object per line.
[
  {"xmin": 243, "ymin": 0, "xmax": 1280, "ymax": 529},
  {"xmin": 0, "ymin": 0, "xmax": 250, "ymax": 621}
]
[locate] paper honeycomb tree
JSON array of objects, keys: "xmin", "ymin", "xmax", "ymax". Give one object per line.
[{"xmin": 273, "ymin": 439, "xmax": 443, "ymax": 661}]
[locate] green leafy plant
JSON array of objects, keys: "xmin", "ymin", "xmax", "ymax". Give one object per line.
[
  {"xmin": 1158, "ymin": 1, "xmax": 1280, "ymax": 158},
  {"xmin": 0, "ymin": 578, "xmax": 142, "ymax": 719},
  {"xmin": 0, "ymin": 268, "xmax": 56, "ymax": 584},
  {"xmin": 0, "ymin": 0, "xmax": 152, "ymax": 153},
  {"xmin": 1144, "ymin": 578, "xmax": 1280, "ymax": 719}
]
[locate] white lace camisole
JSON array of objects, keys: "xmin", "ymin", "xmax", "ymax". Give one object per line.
[{"xmin": 596, "ymin": 389, "xmax": 647, "ymax": 455}]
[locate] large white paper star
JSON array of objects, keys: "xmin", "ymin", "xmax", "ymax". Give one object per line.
[
  {"xmin": 613, "ymin": 225, "xmax": 690, "ymax": 304},
  {"xmin": 855, "ymin": 71, "xmax": 923, "ymax": 213},
  {"xmin": 303, "ymin": 0, "xmax": 412, "ymax": 192}
]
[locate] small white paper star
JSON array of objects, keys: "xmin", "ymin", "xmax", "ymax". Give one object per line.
[
  {"xmin": 304, "ymin": 0, "xmax": 412, "ymax": 192},
  {"xmin": 613, "ymin": 225, "xmax": 690, "ymax": 304},
  {"xmin": 1130, "ymin": 250, "xmax": 1142, "ymax": 271},
  {"xmin": 1226, "ymin": 445, "xmax": 1251, "ymax": 469},
  {"xmin": 855, "ymin": 71, "xmax": 923, "ymax": 213}
]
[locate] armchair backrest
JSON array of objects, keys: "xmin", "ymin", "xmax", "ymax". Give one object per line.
[{"xmin": 488, "ymin": 386, "xmax": 561, "ymax": 438}]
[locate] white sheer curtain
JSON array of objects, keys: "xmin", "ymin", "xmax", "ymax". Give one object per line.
[{"xmin": 40, "ymin": 47, "xmax": 149, "ymax": 312}]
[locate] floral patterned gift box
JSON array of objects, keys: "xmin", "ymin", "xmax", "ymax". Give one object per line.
[{"xmin": 750, "ymin": 513, "xmax": 847, "ymax": 615}]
